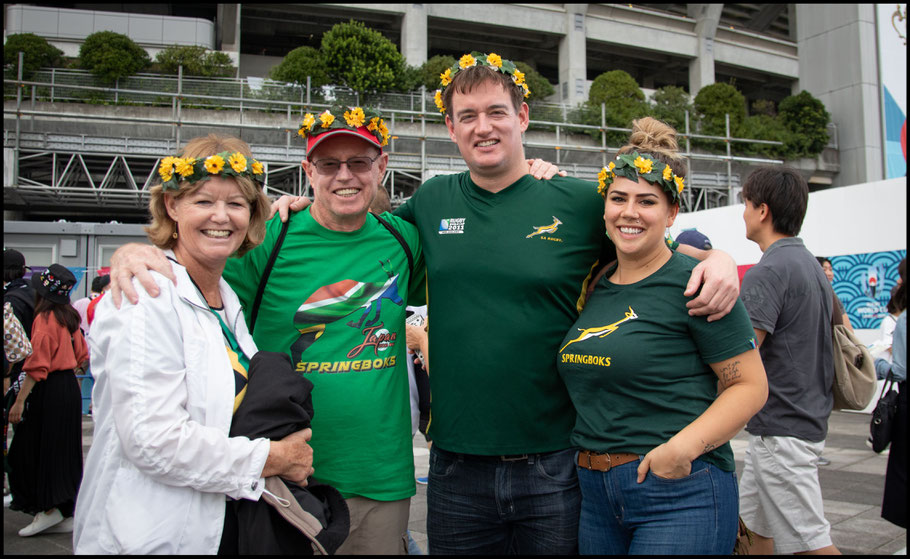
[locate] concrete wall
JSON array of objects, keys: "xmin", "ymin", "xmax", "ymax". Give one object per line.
[
  {"xmin": 4, "ymin": 4, "xmax": 215, "ymax": 58},
  {"xmin": 2, "ymin": 221, "xmax": 149, "ymax": 300},
  {"xmin": 795, "ymin": 4, "xmax": 884, "ymax": 188}
]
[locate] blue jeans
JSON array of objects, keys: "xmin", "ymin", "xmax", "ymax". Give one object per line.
[
  {"xmin": 577, "ymin": 456, "xmax": 738, "ymax": 555},
  {"xmin": 426, "ymin": 446, "xmax": 580, "ymax": 554}
]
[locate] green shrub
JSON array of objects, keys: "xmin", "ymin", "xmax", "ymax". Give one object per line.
[
  {"xmin": 778, "ymin": 90, "xmax": 830, "ymax": 157},
  {"xmin": 751, "ymin": 99, "xmax": 777, "ymax": 117},
  {"xmin": 586, "ymin": 70, "xmax": 648, "ymax": 145},
  {"xmin": 269, "ymin": 46, "xmax": 330, "ymax": 87},
  {"xmin": 693, "ymin": 82, "xmax": 747, "ymax": 151},
  {"xmin": 395, "ymin": 63, "xmax": 423, "ymax": 93},
  {"xmin": 321, "ymin": 20, "xmax": 405, "ymax": 93},
  {"xmin": 3, "ymin": 33, "xmax": 64, "ymax": 79},
  {"xmin": 514, "ymin": 61, "xmax": 554, "ymax": 102},
  {"xmin": 79, "ymin": 31, "xmax": 150, "ymax": 84},
  {"xmin": 739, "ymin": 114, "xmax": 791, "ymax": 159},
  {"xmin": 650, "ymin": 85, "xmax": 692, "ymax": 134},
  {"xmin": 155, "ymin": 45, "xmax": 234, "ymax": 77},
  {"xmin": 419, "ymin": 55, "xmax": 456, "ymax": 91}
]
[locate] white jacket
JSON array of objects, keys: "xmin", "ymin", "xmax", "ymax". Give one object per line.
[{"xmin": 74, "ymin": 254, "xmax": 270, "ymax": 554}]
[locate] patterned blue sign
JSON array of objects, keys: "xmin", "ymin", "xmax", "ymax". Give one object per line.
[{"xmin": 831, "ymin": 250, "xmax": 906, "ymax": 329}]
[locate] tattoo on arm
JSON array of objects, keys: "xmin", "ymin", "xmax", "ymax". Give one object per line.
[
  {"xmin": 702, "ymin": 440, "xmax": 717, "ymax": 454},
  {"xmin": 720, "ymin": 360, "xmax": 742, "ymax": 388}
]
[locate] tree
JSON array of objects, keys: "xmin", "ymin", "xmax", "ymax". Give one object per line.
[
  {"xmin": 650, "ymin": 85, "xmax": 693, "ymax": 133},
  {"xmin": 79, "ymin": 31, "xmax": 150, "ymax": 84},
  {"xmin": 778, "ymin": 90, "xmax": 830, "ymax": 157},
  {"xmin": 513, "ymin": 61, "xmax": 554, "ymax": 102},
  {"xmin": 3, "ymin": 33, "xmax": 64, "ymax": 79},
  {"xmin": 419, "ymin": 55, "xmax": 456, "ymax": 91},
  {"xmin": 269, "ymin": 46, "xmax": 330, "ymax": 87},
  {"xmin": 693, "ymin": 82, "xmax": 747, "ymax": 151},
  {"xmin": 586, "ymin": 70, "xmax": 649, "ymax": 145},
  {"xmin": 155, "ymin": 45, "xmax": 235, "ymax": 78},
  {"xmin": 320, "ymin": 20, "xmax": 405, "ymax": 93}
]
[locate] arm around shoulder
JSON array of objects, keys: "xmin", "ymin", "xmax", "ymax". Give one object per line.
[{"xmin": 92, "ymin": 277, "xmax": 270, "ymax": 499}]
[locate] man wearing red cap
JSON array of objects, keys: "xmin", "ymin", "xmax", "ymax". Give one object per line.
[{"xmin": 109, "ymin": 106, "xmax": 425, "ymax": 554}]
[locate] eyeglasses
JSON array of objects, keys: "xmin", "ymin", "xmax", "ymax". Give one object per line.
[{"xmin": 311, "ymin": 154, "xmax": 381, "ymax": 175}]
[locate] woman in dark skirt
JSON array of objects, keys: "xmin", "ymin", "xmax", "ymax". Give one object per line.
[{"xmin": 8, "ymin": 264, "xmax": 87, "ymax": 537}]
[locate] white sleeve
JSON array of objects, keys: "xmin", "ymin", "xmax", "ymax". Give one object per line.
[{"xmin": 91, "ymin": 276, "xmax": 269, "ymax": 501}]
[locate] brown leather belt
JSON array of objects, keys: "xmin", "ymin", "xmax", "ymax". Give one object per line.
[{"xmin": 577, "ymin": 450, "xmax": 640, "ymax": 472}]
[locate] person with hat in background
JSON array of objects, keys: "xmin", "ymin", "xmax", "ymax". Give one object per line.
[
  {"xmin": 3, "ymin": 250, "xmax": 35, "ymax": 397},
  {"xmin": 3, "ymin": 249, "xmax": 36, "ymax": 508},
  {"xmin": 108, "ymin": 108, "xmax": 427, "ymax": 554},
  {"xmin": 675, "ymin": 228, "xmax": 713, "ymax": 251},
  {"xmin": 7, "ymin": 264, "xmax": 87, "ymax": 537}
]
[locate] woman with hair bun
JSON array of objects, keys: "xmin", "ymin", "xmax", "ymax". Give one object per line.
[{"xmin": 556, "ymin": 117, "xmax": 769, "ymax": 554}]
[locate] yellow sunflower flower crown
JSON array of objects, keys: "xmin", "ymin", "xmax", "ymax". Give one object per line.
[
  {"xmin": 597, "ymin": 151, "xmax": 686, "ymax": 203},
  {"xmin": 434, "ymin": 52, "xmax": 530, "ymax": 114},
  {"xmin": 297, "ymin": 104, "xmax": 390, "ymax": 147},
  {"xmin": 157, "ymin": 151, "xmax": 264, "ymax": 191}
]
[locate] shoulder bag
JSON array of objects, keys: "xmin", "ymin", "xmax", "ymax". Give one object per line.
[
  {"xmin": 830, "ymin": 290, "xmax": 877, "ymax": 410},
  {"xmin": 870, "ymin": 371, "xmax": 898, "ymax": 453}
]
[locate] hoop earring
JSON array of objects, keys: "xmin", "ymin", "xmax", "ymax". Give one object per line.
[{"xmin": 172, "ymin": 230, "xmax": 179, "ymax": 240}]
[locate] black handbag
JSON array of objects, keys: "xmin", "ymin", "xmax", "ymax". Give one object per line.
[{"xmin": 870, "ymin": 371, "xmax": 899, "ymax": 453}]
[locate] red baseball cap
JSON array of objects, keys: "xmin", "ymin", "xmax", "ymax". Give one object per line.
[{"xmin": 307, "ymin": 126, "xmax": 383, "ymax": 156}]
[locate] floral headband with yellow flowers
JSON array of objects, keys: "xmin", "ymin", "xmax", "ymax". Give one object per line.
[
  {"xmin": 297, "ymin": 105, "xmax": 390, "ymax": 148},
  {"xmin": 434, "ymin": 52, "xmax": 530, "ymax": 114},
  {"xmin": 157, "ymin": 151, "xmax": 264, "ymax": 191},
  {"xmin": 597, "ymin": 152, "xmax": 686, "ymax": 203}
]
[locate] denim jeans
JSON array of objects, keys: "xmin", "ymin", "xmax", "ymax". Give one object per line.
[
  {"xmin": 577, "ymin": 456, "xmax": 738, "ymax": 555},
  {"xmin": 426, "ymin": 446, "xmax": 580, "ymax": 554}
]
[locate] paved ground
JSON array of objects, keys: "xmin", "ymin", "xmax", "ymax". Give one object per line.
[{"xmin": 4, "ymin": 410, "xmax": 906, "ymax": 555}]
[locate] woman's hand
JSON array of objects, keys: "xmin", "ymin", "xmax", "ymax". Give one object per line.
[
  {"xmin": 636, "ymin": 441, "xmax": 693, "ymax": 483},
  {"xmin": 262, "ymin": 427, "xmax": 315, "ymax": 486},
  {"xmin": 8, "ymin": 399, "xmax": 25, "ymax": 425}
]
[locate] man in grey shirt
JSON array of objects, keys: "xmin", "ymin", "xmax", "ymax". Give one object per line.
[{"xmin": 737, "ymin": 166, "xmax": 840, "ymax": 555}]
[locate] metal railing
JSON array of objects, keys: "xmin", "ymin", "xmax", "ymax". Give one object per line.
[{"xmin": 6, "ymin": 60, "xmax": 826, "ymax": 212}]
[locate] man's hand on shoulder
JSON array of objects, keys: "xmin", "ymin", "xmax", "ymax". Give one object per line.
[
  {"xmin": 109, "ymin": 243, "xmax": 173, "ymax": 308},
  {"xmin": 269, "ymin": 195, "xmax": 311, "ymax": 222},
  {"xmin": 681, "ymin": 248, "xmax": 740, "ymax": 322},
  {"xmin": 526, "ymin": 159, "xmax": 567, "ymax": 180}
]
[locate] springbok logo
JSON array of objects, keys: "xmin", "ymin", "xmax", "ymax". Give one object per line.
[
  {"xmin": 559, "ymin": 306, "xmax": 638, "ymax": 352},
  {"xmin": 526, "ymin": 216, "xmax": 563, "ymax": 238}
]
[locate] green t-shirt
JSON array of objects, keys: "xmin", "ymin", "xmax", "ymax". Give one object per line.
[
  {"xmin": 556, "ymin": 251, "xmax": 756, "ymax": 472},
  {"xmin": 223, "ymin": 208, "xmax": 426, "ymax": 500},
  {"xmin": 394, "ymin": 172, "xmax": 614, "ymax": 455}
]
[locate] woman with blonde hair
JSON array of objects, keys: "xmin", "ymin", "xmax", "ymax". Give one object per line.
[
  {"xmin": 556, "ymin": 117, "xmax": 768, "ymax": 554},
  {"xmin": 73, "ymin": 134, "xmax": 316, "ymax": 554}
]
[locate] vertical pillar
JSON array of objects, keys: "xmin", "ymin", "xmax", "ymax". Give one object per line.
[
  {"xmin": 687, "ymin": 4, "xmax": 723, "ymax": 94},
  {"xmin": 401, "ymin": 4, "xmax": 427, "ymax": 67},
  {"xmin": 795, "ymin": 4, "xmax": 883, "ymax": 186},
  {"xmin": 558, "ymin": 4, "xmax": 588, "ymax": 106},
  {"xmin": 217, "ymin": 4, "xmax": 242, "ymax": 77}
]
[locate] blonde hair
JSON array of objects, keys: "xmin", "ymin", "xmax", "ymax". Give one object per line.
[
  {"xmin": 618, "ymin": 117, "xmax": 688, "ymax": 185},
  {"xmin": 145, "ymin": 134, "xmax": 271, "ymax": 256}
]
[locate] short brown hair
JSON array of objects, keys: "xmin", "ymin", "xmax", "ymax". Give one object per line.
[
  {"xmin": 442, "ymin": 64, "xmax": 525, "ymax": 117},
  {"xmin": 146, "ymin": 134, "xmax": 270, "ymax": 256},
  {"xmin": 741, "ymin": 166, "xmax": 808, "ymax": 237}
]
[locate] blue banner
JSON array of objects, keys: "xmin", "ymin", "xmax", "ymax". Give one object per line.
[{"xmin": 831, "ymin": 250, "xmax": 906, "ymax": 329}]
